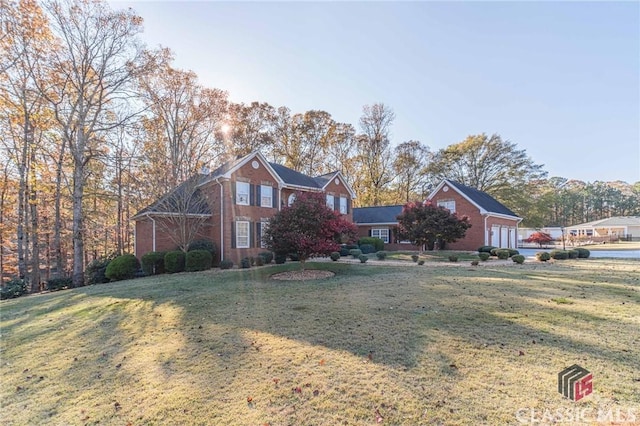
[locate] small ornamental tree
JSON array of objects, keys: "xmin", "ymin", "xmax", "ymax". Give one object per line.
[
  {"xmin": 524, "ymin": 231, "xmax": 554, "ymax": 248},
  {"xmin": 396, "ymin": 201, "xmax": 471, "ymax": 251},
  {"xmin": 263, "ymin": 192, "xmax": 358, "ymax": 269}
]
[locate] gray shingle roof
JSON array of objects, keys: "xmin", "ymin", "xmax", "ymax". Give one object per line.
[
  {"xmin": 446, "ymin": 180, "xmax": 519, "ymax": 217},
  {"xmin": 134, "ymin": 175, "xmax": 212, "ymax": 217},
  {"xmin": 268, "ymin": 162, "xmax": 322, "ymax": 188},
  {"xmin": 353, "ymin": 205, "xmax": 404, "ymax": 224}
]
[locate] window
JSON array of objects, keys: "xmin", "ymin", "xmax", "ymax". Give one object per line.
[
  {"xmin": 260, "ymin": 185, "xmax": 272, "ymax": 207},
  {"xmin": 236, "ymin": 221, "xmax": 250, "ymax": 248},
  {"xmin": 288, "ymin": 193, "xmax": 296, "ymax": 206},
  {"xmin": 326, "ymin": 194, "xmax": 335, "ymax": 210},
  {"xmin": 339, "ymin": 197, "xmax": 347, "ymax": 214},
  {"xmin": 371, "ymin": 228, "xmax": 389, "ymax": 243},
  {"xmin": 236, "ymin": 182, "xmax": 250, "ymax": 205},
  {"xmin": 437, "ymin": 200, "xmax": 455, "ymax": 213}
]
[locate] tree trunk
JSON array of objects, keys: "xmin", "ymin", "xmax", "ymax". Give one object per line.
[
  {"xmin": 29, "ymin": 150, "xmax": 40, "ymax": 293},
  {"xmin": 52, "ymin": 142, "xmax": 66, "ymax": 278}
]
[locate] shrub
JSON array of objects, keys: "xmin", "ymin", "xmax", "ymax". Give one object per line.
[
  {"xmin": 358, "ymin": 254, "xmax": 368, "ymax": 263},
  {"xmin": 258, "ymin": 251, "xmax": 273, "ymax": 264},
  {"xmin": 141, "ymin": 251, "xmax": 166, "ymax": 276},
  {"xmin": 489, "ymin": 248, "xmax": 499, "ymax": 256},
  {"xmin": 187, "ymin": 239, "xmax": 217, "ymax": 256},
  {"xmin": 359, "ymin": 244, "xmax": 376, "ymax": 254},
  {"xmin": 240, "ymin": 257, "xmax": 252, "ymax": 268},
  {"xmin": 471, "ymin": 260, "xmax": 479, "ymax": 266},
  {"xmin": 46, "ymin": 277, "xmax": 72, "ymax": 291},
  {"xmin": 478, "ymin": 246, "xmax": 497, "ymax": 253},
  {"xmin": 536, "ymin": 251, "xmax": 551, "ymax": 262},
  {"xmin": 512, "ymin": 255, "xmax": 525, "ymax": 264},
  {"xmin": 254, "ymin": 256, "xmax": 265, "ymax": 266},
  {"xmin": 344, "ymin": 244, "xmax": 359, "ymax": 251},
  {"xmin": 417, "ymin": 260, "xmax": 425, "ymax": 265},
  {"xmin": 376, "ymin": 251, "xmax": 387, "ymax": 260},
  {"xmin": 288, "ymin": 253, "xmax": 300, "ymax": 261},
  {"xmin": 567, "ymin": 249, "xmax": 579, "ymax": 259},
  {"xmin": 575, "ymin": 247, "xmax": 591, "ymax": 259},
  {"xmin": 219, "ymin": 259, "xmax": 234, "ymax": 269},
  {"xmin": 448, "ymin": 254, "xmax": 459, "ymax": 262},
  {"xmin": 350, "ymin": 249, "xmax": 362, "ymax": 259},
  {"xmin": 86, "ymin": 257, "xmax": 112, "ymax": 284},
  {"xmin": 186, "ymin": 250, "xmax": 213, "ymax": 272},
  {"xmin": 550, "ymin": 250, "xmax": 569, "ymax": 260},
  {"xmin": 358, "ymin": 237, "xmax": 384, "ymax": 252},
  {"xmin": 339, "ymin": 246, "xmax": 350, "ymax": 257},
  {"xmin": 164, "ymin": 251, "xmax": 186, "ymax": 273},
  {"xmin": 330, "ymin": 252, "xmax": 340, "ymax": 261},
  {"xmin": 105, "ymin": 254, "xmax": 140, "ymax": 281},
  {"xmin": 495, "ymin": 249, "xmax": 510, "ymax": 260},
  {"xmin": 508, "ymin": 249, "xmax": 520, "ymax": 257},
  {"xmin": 1, "ymin": 278, "xmax": 26, "ymax": 300},
  {"xmin": 478, "ymin": 252, "xmax": 490, "ymax": 261},
  {"xmin": 275, "ymin": 254, "xmax": 287, "ymax": 264},
  {"xmin": 411, "ymin": 254, "xmax": 419, "ymax": 262}
]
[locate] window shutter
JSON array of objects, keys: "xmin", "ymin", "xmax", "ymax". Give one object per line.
[
  {"xmin": 249, "ymin": 221, "xmax": 254, "ymax": 247},
  {"xmin": 256, "ymin": 185, "xmax": 261, "ymax": 206},
  {"xmin": 249, "ymin": 184, "xmax": 255, "ymax": 206},
  {"xmin": 389, "ymin": 228, "xmax": 394, "ymax": 244},
  {"xmin": 256, "ymin": 223, "xmax": 262, "ymax": 248},
  {"xmin": 369, "ymin": 229, "xmax": 372, "ymax": 237},
  {"xmin": 334, "ymin": 196, "xmax": 339, "ymax": 212},
  {"xmin": 232, "ymin": 184, "xmax": 236, "ymax": 204},
  {"xmin": 347, "ymin": 199, "xmax": 351, "ymax": 214},
  {"xmin": 231, "ymin": 222, "xmax": 236, "ymax": 248},
  {"xmin": 272, "ymin": 187, "xmax": 278, "ymax": 208}
]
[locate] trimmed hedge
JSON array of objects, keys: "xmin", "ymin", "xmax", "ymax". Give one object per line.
[
  {"xmin": 240, "ymin": 257, "xmax": 252, "ymax": 268},
  {"xmin": 339, "ymin": 246, "xmax": 350, "ymax": 257},
  {"xmin": 105, "ymin": 254, "xmax": 140, "ymax": 281},
  {"xmin": 575, "ymin": 247, "xmax": 591, "ymax": 258},
  {"xmin": 289, "ymin": 253, "xmax": 300, "ymax": 261},
  {"xmin": 86, "ymin": 257, "xmax": 111, "ymax": 284},
  {"xmin": 258, "ymin": 251, "xmax": 273, "ymax": 264},
  {"xmin": 550, "ymin": 250, "xmax": 569, "ymax": 260},
  {"xmin": 350, "ymin": 249, "xmax": 362, "ymax": 259},
  {"xmin": 536, "ymin": 251, "xmax": 551, "ymax": 262},
  {"xmin": 567, "ymin": 249, "xmax": 579, "ymax": 259},
  {"xmin": 359, "ymin": 244, "xmax": 376, "ymax": 255},
  {"xmin": 448, "ymin": 254, "xmax": 459, "ymax": 262},
  {"xmin": 46, "ymin": 277, "xmax": 72, "ymax": 291},
  {"xmin": 164, "ymin": 251, "xmax": 186, "ymax": 273},
  {"xmin": 411, "ymin": 254, "xmax": 419, "ymax": 262},
  {"xmin": 254, "ymin": 256, "xmax": 265, "ymax": 266},
  {"xmin": 188, "ymin": 239, "xmax": 217, "ymax": 255},
  {"xmin": 186, "ymin": 250, "xmax": 212, "ymax": 272},
  {"xmin": 141, "ymin": 251, "xmax": 166, "ymax": 276},
  {"xmin": 508, "ymin": 249, "xmax": 520, "ymax": 257},
  {"xmin": 330, "ymin": 252, "xmax": 340, "ymax": 261},
  {"xmin": 358, "ymin": 254, "xmax": 368, "ymax": 263},
  {"xmin": 495, "ymin": 249, "xmax": 510, "ymax": 260},
  {"xmin": 417, "ymin": 260, "xmax": 425, "ymax": 265},
  {"xmin": 376, "ymin": 251, "xmax": 387, "ymax": 260},
  {"xmin": 478, "ymin": 246, "xmax": 497, "ymax": 253},
  {"xmin": 512, "ymin": 255, "xmax": 525, "ymax": 264},
  {"xmin": 478, "ymin": 252, "xmax": 490, "ymax": 261},
  {"xmin": 358, "ymin": 237, "xmax": 384, "ymax": 252},
  {"xmin": 220, "ymin": 259, "xmax": 234, "ymax": 269},
  {"xmin": 275, "ymin": 254, "xmax": 287, "ymax": 264}
]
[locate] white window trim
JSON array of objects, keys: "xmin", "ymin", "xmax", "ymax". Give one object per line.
[
  {"xmin": 236, "ymin": 221, "xmax": 250, "ymax": 248},
  {"xmin": 326, "ymin": 194, "xmax": 335, "ymax": 210},
  {"xmin": 236, "ymin": 182, "xmax": 250, "ymax": 206},
  {"xmin": 339, "ymin": 196, "xmax": 347, "ymax": 214},
  {"xmin": 260, "ymin": 185, "xmax": 272, "ymax": 208},
  {"xmin": 437, "ymin": 199, "xmax": 456, "ymax": 213},
  {"xmin": 371, "ymin": 228, "xmax": 390, "ymax": 243}
]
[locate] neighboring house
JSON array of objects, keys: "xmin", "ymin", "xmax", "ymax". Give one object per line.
[
  {"xmin": 565, "ymin": 216, "xmax": 640, "ymax": 242},
  {"xmin": 518, "ymin": 227, "xmax": 564, "ymax": 243},
  {"xmin": 133, "ymin": 151, "xmax": 356, "ymax": 264},
  {"xmin": 353, "ymin": 179, "xmax": 522, "ymax": 251}
]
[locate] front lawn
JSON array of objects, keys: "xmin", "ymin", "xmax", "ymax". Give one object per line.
[{"xmin": 1, "ymin": 260, "xmax": 638, "ymax": 425}]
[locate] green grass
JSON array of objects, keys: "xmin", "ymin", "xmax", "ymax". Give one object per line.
[
  {"xmin": 1, "ymin": 259, "xmax": 639, "ymax": 425},
  {"xmin": 387, "ymin": 250, "xmax": 481, "ymax": 262}
]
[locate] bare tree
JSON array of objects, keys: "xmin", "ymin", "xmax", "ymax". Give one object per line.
[
  {"xmin": 355, "ymin": 103, "xmax": 395, "ymax": 205},
  {"xmin": 392, "ymin": 140, "xmax": 431, "ymax": 203},
  {"xmin": 42, "ymin": 0, "xmax": 146, "ymax": 287}
]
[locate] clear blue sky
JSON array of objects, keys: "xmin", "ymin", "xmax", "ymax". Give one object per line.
[{"xmin": 114, "ymin": 1, "xmax": 640, "ymax": 184}]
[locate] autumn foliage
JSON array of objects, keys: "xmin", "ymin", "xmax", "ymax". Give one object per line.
[
  {"xmin": 396, "ymin": 201, "xmax": 471, "ymax": 251},
  {"xmin": 524, "ymin": 231, "xmax": 554, "ymax": 247},
  {"xmin": 263, "ymin": 192, "xmax": 357, "ymax": 267}
]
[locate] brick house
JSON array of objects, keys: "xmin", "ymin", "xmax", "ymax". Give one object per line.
[
  {"xmin": 353, "ymin": 179, "xmax": 522, "ymax": 251},
  {"xmin": 133, "ymin": 151, "xmax": 356, "ymax": 264}
]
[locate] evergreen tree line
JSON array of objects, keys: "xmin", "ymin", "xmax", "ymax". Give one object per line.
[{"xmin": 1, "ymin": 0, "xmax": 638, "ymax": 288}]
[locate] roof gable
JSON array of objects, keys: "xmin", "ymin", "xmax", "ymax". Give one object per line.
[
  {"xmin": 133, "ymin": 175, "xmax": 211, "ymax": 218},
  {"xmin": 268, "ymin": 162, "xmax": 323, "ymax": 189},
  {"xmin": 428, "ymin": 179, "xmax": 520, "ymax": 219}
]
